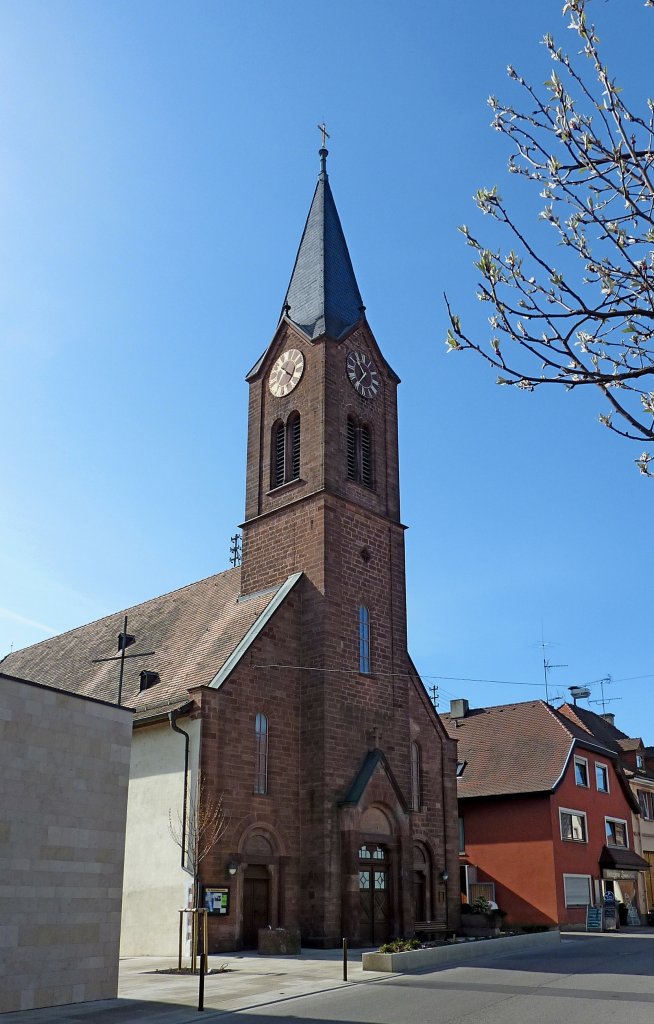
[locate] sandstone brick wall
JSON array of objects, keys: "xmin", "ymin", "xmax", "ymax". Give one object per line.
[{"xmin": 0, "ymin": 674, "xmax": 132, "ymax": 1013}]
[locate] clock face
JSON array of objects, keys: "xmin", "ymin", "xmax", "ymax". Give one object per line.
[
  {"xmin": 346, "ymin": 351, "xmax": 380, "ymax": 399},
  {"xmin": 269, "ymin": 348, "xmax": 305, "ymax": 397}
]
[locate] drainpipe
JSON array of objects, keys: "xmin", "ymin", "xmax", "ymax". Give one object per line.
[{"xmin": 169, "ymin": 708, "xmax": 190, "ymax": 869}]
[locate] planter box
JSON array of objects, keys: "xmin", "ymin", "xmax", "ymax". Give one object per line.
[
  {"xmin": 257, "ymin": 927, "xmax": 301, "ymax": 955},
  {"xmin": 362, "ymin": 929, "xmax": 560, "ymax": 973},
  {"xmin": 461, "ymin": 911, "xmax": 502, "ymax": 937}
]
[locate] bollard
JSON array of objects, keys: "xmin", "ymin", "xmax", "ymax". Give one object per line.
[
  {"xmin": 198, "ymin": 952, "xmax": 206, "ymax": 1011},
  {"xmin": 342, "ymin": 937, "xmax": 348, "ymax": 981}
]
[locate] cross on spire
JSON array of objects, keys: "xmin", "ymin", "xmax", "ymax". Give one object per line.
[{"xmin": 317, "ymin": 122, "xmax": 330, "ymax": 148}]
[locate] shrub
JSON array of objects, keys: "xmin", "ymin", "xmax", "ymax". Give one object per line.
[{"xmin": 378, "ymin": 937, "xmax": 421, "ymax": 953}]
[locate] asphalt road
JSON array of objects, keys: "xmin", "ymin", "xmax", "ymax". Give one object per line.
[{"xmin": 219, "ymin": 933, "xmax": 654, "ymax": 1024}]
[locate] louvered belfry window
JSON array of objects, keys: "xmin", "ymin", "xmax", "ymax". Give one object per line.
[
  {"xmin": 347, "ymin": 416, "xmax": 374, "ymax": 488},
  {"xmin": 288, "ymin": 413, "xmax": 301, "ymax": 480},
  {"xmin": 271, "ymin": 413, "xmax": 300, "ymax": 488},
  {"xmin": 272, "ymin": 421, "xmax": 286, "ymax": 488}
]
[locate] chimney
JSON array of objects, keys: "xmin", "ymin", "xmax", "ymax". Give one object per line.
[
  {"xmin": 450, "ymin": 698, "xmax": 469, "ymax": 720},
  {"xmin": 601, "ymin": 713, "xmax": 615, "ymax": 727}
]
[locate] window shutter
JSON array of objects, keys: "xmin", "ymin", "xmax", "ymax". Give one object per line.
[
  {"xmin": 272, "ymin": 422, "xmax": 285, "ymax": 488},
  {"xmin": 360, "ymin": 423, "xmax": 373, "ymax": 487},
  {"xmin": 289, "ymin": 414, "xmax": 301, "ymax": 480},
  {"xmin": 347, "ymin": 417, "xmax": 357, "ymax": 480},
  {"xmin": 564, "ymin": 875, "xmax": 591, "ymax": 907}
]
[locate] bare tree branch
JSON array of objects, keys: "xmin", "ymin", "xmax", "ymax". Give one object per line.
[{"xmin": 445, "ymin": 0, "xmax": 654, "ymax": 475}]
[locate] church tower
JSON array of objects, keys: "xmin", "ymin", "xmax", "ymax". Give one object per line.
[{"xmin": 239, "ymin": 146, "xmax": 458, "ymax": 947}]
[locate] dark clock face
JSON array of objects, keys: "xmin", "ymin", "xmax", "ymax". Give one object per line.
[{"xmin": 346, "ymin": 351, "xmax": 380, "ymax": 399}]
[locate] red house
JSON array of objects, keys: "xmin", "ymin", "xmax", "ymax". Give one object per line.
[{"xmin": 443, "ymin": 699, "xmax": 648, "ymax": 928}]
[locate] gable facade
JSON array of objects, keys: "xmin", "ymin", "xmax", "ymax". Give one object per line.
[{"xmin": 1, "ymin": 148, "xmax": 459, "ymax": 953}]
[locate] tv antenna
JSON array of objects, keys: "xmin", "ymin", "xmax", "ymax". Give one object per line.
[
  {"xmin": 588, "ymin": 674, "xmax": 621, "ymax": 714},
  {"xmin": 428, "ymin": 684, "xmax": 439, "ymax": 708},
  {"xmin": 531, "ymin": 635, "xmax": 567, "ymax": 704}
]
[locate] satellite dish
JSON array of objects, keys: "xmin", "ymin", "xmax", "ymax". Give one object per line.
[{"xmin": 569, "ymin": 685, "xmax": 591, "ymax": 704}]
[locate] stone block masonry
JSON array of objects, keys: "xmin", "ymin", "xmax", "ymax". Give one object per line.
[{"xmin": 0, "ymin": 673, "xmax": 132, "ymax": 1013}]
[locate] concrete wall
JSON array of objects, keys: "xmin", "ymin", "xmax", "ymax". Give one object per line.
[
  {"xmin": 0, "ymin": 674, "xmax": 132, "ymax": 1014},
  {"xmin": 120, "ymin": 715, "xmax": 200, "ymax": 956}
]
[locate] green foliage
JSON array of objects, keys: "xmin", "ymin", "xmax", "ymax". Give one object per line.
[
  {"xmin": 378, "ymin": 937, "xmax": 421, "ymax": 953},
  {"xmin": 469, "ymin": 896, "xmax": 493, "ymax": 915}
]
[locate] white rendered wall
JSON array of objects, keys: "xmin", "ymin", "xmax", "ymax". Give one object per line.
[
  {"xmin": 0, "ymin": 677, "xmax": 132, "ymax": 1013},
  {"xmin": 120, "ymin": 715, "xmax": 200, "ymax": 956}
]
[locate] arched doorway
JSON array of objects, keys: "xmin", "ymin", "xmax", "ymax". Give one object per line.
[
  {"xmin": 243, "ymin": 865, "xmax": 270, "ymax": 948},
  {"xmin": 358, "ymin": 842, "xmax": 391, "ymax": 946},
  {"xmin": 241, "ymin": 831, "xmax": 274, "ymax": 949}
]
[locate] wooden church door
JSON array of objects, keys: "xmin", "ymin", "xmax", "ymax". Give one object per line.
[
  {"xmin": 243, "ymin": 865, "xmax": 270, "ymax": 948},
  {"xmin": 358, "ymin": 844, "xmax": 391, "ymax": 946}
]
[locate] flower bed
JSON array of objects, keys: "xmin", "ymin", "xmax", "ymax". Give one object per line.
[{"xmin": 362, "ymin": 929, "xmax": 560, "ymax": 973}]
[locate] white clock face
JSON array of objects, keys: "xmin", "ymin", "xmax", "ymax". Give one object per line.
[
  {"xmin": 346, "ymin": 351, "xmax": 380, "ymax": 399},
  {"xmin": 269, "ymin": 348, "xmax": 305, "ymax": 397}
]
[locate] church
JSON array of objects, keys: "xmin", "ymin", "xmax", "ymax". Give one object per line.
[{"xmin": 2, "ymin": 145, "xmax": 460, "ymax": 953}]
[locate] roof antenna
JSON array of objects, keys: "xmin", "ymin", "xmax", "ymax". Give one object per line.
[
  {"xmin": 569, "ymin": 685, "xmax": 591, "ymax": 706},
  {"xmin": 531, "ymin": 627, "xmax": 566, "ymax": 704},
  {"xmin": 588, "ymin": 674, "xmax": 621, "ymax": 713}
]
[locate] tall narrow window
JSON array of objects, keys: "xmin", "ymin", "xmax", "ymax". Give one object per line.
[
  {"xmin": 271, "ymin": 421, "xmax": 286, "ymax": 489},
  {"xmin": 270, "ymin": 413, "xmax": 301, "ymax": 489},
  {"xmin": 411, "ymin": 742, "xmax": 421, "ymax": 811},
  {"xmin": 288, "ymin": 412, "xmax": 301, "ymax": 480},
  {"xmin": 347, "ymin": 416, "xmax": 374, "ymax": 488},
  {"xmin": 358, "ymin": 605, "xmax": 370, "ymax": 674},
  {"xmin": 254, "ymin": 713, "xmax": 268, "ymax": 794}
]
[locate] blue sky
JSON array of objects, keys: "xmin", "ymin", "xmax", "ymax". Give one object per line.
[{"xmin": 1, "ymin": 0, "xmax": 652, "ymax": 742}]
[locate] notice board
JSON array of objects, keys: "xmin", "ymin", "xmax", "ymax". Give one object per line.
[{"xmin": 586, "ymin": 906, "xmax": 602, "ymax": 931}]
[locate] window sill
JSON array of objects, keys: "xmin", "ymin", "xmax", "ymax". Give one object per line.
[
  {"xmin": 267, "ymin": 477, "xmax": 304, "ymax": 496},
  {"xmin": 561, "ymin": 837, "xmax": 587, "ymax": 843}
]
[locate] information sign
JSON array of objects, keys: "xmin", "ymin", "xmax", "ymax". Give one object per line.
[
  {"xmin": 627, "ymin": 904, "xmax": 641, "ymax": 926},
  {"xmin": 203, "ymin": 887, "xmax": 230, "ymax": 915},
  {"xmin": 603, "ymin": 905, "xmax": 618, "ymax": 930},
  {"xmin": 586, "ymin": 906, "xmax": 602, "ymax": 931}
]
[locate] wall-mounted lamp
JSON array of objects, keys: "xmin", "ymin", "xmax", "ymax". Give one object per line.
[
  {"xmin": 227, "ymin": 861, "xmax": 238, "ymax": 877},
  {"xmin": 440, "ymin": 870, "xmax": 449, "ymax": 883}
]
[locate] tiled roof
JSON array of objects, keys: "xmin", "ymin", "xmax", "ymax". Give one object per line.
[
  {"xmin": 442, "ymin": 700, "xmax": 616, "ymax": 800},
  {"xmin": 557, "ymin": 703, "xmax": 631, "ymax": 749},
  {"xmin": 282, "ymin": 150, "xmax": 364, "ymax": 341},
  {"xmin": 0, "ymin": 568, "xmax": 282, "ymax": 715}
]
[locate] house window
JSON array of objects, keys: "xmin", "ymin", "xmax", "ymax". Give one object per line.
[
  {"xmin": 458, "ymin": 816, "xmax": 465, "ymax": 853},
  {"xmin": 574, "ymin": 756, "xmax": 589, "ymax": 787},
  {"xmin": 347, "ymin": 416, "xmax": 374, "ymax": 488},
  {"xmin": 638, "ymin": 790, "xmax": 654, "ymax": 820},
  {"xmin": 563, "ymin": 874, "xmax": 593, "ymax": 907},
  {"xmin": 254, "ymin": 712, "xmax": 268, "ymax": 794},
  {"xmin": 636, "ymin": 754, "xmax": 645, "ymax": 770},
  {"xmin": 411, "ymin": 742, "xmax": 421, "ymax": 811},
  {"xmin": 270, "ymin": 413, "xmax": 301, "ymax": 489},
  {"xmin": 358, "ymin": 605, "xmax": 370, "ymax": 674},
  {"xmin": 560, "ymin": 808, "xmax": 587, "ymax": 842},
  {"xmin": 595, "ymin": 762, "xmax": 609, "ymax": 793},
  {"xmin": 456, "ymin": 760, "xmax": 467, "ymax": 778},
  {"xmin": 605, "ymin": 817, "xmax": 628, "ymax": 848}
]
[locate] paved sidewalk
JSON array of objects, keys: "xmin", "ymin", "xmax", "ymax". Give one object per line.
[{"xmin": 1, "ymin": 948, "xmax": 387, "ymax": 1023}]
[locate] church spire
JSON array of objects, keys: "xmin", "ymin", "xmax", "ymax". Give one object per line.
[{"xmin": 282, "ymin": 144, "xmax": 365, "ymax": 341}]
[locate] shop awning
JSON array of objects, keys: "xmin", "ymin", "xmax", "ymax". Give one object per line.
[{"xmin": 599, "ymin": 846, "xmax": 650, "ymax": 872}]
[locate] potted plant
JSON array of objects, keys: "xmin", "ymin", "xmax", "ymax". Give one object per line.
[{"xmin": 460, "ymin": 896, "xmax": 503, "ymax": 937}]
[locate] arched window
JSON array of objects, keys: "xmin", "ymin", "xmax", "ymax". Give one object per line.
[
  {"xmin": 411, "ymin": 742, "xmax": 421, "ymax": 811},
  {"xmin": 271, "ymin": 413, "xmax": 301, "ymax": 489},
  {"xmin": 347, "ymin": 416, "xmax": 373, "ymax": 488},
  {"xmin": 358, "ymin": 605, "xmax": 370, "ymax": 674},
  {"xmin": 254, "ymin": 713, "xmax": 268, "ymax": 794}
]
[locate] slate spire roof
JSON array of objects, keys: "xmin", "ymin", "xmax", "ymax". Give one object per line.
[{"xmin": 282, "ymin": 147, "xmax": 364, "ymax": 341}]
